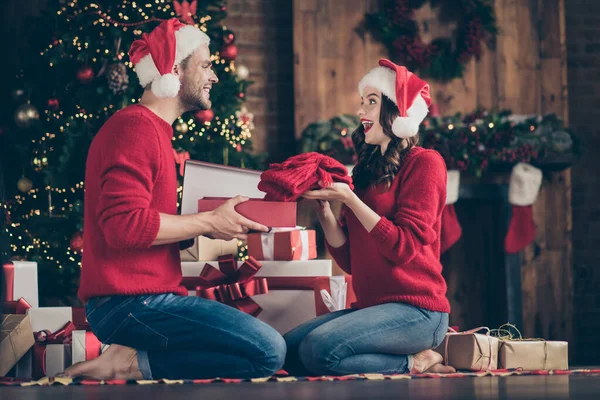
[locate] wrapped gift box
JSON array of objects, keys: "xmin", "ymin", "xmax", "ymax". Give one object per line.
[
  {"xmin": 499, "ymin": 340, "xmax": 568, "ymax": 370},
  {"xmin": 313, "ymin": 275, "xmax": 356, "ymax": 315},
  {"xmin": 1, "ymin": 314, "xmax": 35, "ymax": 377},
  {"xmin": 181, "ymin": 236, "xmax": 239, "ymax": 262},
  {"xmin": 45, "ymin": 344, "xmax": 72, "ymax": 378},
  {"xmin": 72, "ymin": 330, "xmax": 109, "ymax": 364},
  {"xmin": 182, "ymin": 259, "xmax": 332, "ymax": 334},
  {"xmin": 3, "ymin": 261, "xmax": 39, "ymax": 308},
  {"xmin": 198, "ymin": 197, "xmax": 296, "ymax": 228},
  {"xmin": 247, "ymin": 228, "xmax": 317, "ymax": 261},
  {"xmin": 435, "ymin": 328, "xmax": 499, "ymax": 371}
]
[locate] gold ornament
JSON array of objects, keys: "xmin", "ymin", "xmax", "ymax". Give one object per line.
[
  {"xmin": 14, "ymin": 103, "xmax": 40, "ymax": 129},
  {"xmin": 175, "ymin": 121, "xmax": 189, "ymax": 133},
  {"xmin": 237, "ymin": 65, "xmax": 249, "ymax": 79},
  {"xmin": 17, "ymin": 177, "xmax": 33, "ymax": 193}
]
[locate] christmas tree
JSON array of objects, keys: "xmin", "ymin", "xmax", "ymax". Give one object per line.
[{"xmin": 0, "ymin": 0, "xmax": 264, "ymax": 306}]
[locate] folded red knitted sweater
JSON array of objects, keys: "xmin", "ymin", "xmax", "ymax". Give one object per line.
[{"xmin": 258, "ymin": 152, "xmax": 354, "ymax": 201}]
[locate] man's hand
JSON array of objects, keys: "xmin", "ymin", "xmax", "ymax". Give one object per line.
[{"xmin": 205, "ymin": 195, "xmax": 269, "ymax": 241}]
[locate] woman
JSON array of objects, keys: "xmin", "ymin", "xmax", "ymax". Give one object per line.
[{"xmin": 283, "ymin": 59, "xmax": 456, "ymax": 376}]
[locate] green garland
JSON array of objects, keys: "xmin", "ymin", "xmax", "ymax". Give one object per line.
[
  {"xmin": 363, "ymin": 0, "xmax": 497, "ymax": 82},
  {"xmin": 298, "ymin": 110, "xmax": 579, "ymax": 179}
]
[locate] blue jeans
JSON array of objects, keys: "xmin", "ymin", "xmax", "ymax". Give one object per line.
[
  {"xmin": 283, "ymin": 302, "xmax": 448, "ymax": 376},
  {"xmin": 85, "ymin": 293, "xmax": 286, "ymax": 380}
]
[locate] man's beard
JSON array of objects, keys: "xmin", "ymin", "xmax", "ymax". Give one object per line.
[{"xmin": 179, "ymin": 81, "xmax": 211, "ymax": 111}]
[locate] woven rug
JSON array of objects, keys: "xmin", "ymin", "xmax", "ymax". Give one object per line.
[{"xmin": 2, "ymin": 369, "xmax": 600, "ymax": 386}]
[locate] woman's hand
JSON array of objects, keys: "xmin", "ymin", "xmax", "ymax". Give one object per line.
[
  {"xmin": 302, "ymin": 182, "xmax": 354, "ymax": 204},
  {"xmin": 315, "ymin": 200, "xmax": 335, "ymax": 222}
]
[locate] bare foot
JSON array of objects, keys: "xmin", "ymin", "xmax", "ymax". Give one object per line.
[
  {"xmin": 410, "ymin": 349, "xmax": 453, "ymax": 374},
  {"xmin": 58, "ymin": 344, "xmax": 143, "ymax": 381},
  {"xmin": 424, "ymin": 363, "xmax": 457, "ymax": 374}
]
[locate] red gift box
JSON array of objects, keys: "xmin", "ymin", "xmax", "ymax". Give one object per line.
[
  {"xmin": 197, "ymin": 197, "xmax": 297, "ymax": 227},
  {"xmin": 247, "ymin": 229, "xmax": 317, "ymax": 261}
]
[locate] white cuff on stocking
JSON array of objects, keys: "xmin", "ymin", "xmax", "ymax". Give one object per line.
[
  {"xmin": 446, "ymin": 170, "xmax": 460, "ymax": 205},
  {"xmin": 508, "ymin": 163, "xmax": 543, "ymax": 206}
]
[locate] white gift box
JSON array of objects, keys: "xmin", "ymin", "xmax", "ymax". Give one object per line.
[
  {"xmin": 45, "ymin": 344, "xmax": 72, "ymax": 377},
  {"xmin": 72, "ymin": 330, "xmax": 109, "ymax": 364},
  {"xmin": 26, "ymin": 307, "xmax": 73, "ymax": 333},
  {"xmin": 3, "ymin": 261, "xmax": 39, "ymax": 307},
  {"xmin": 182, "ymin": 260, "xmax": 332, "ymax": 334}
]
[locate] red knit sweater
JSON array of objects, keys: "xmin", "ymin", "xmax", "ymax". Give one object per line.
[
  {"xmin": 327, "ymin": 147, "xmax": 451, "ymax": 313},
  {"xmin": 78, "ymin": 105, "xmax": 187, "ymax": 303}
]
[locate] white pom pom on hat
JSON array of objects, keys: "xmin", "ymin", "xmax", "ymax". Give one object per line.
[
  {"xmin": 128, "ymin": 18, "xmax": 210, "ymax": 98},
  {"xmin": 358, "ymin": 58, "xmax": 432, "ymax": 138}
]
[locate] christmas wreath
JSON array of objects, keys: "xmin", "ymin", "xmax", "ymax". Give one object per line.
[{"xmin": 363, "ymin": 0, "xmax": 497, "ymax": 82}]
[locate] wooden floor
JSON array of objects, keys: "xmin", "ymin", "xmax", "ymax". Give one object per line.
[{"xmin": 2, "ymin": 375, "xmax": 600, "ymax": 400}]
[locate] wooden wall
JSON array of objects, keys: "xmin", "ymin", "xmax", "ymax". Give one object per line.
[{"xmin": 293, "ymin": 0, "xmax": 572, "ymax": 345}]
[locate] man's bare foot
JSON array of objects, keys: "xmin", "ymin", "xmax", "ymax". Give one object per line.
[
  {"xmin": 410, "ymin": 349, "xmax": 455, "ymax": 374},
  {"xmin": 424, "ymin": 363, "xmax": 457, "ymax": 374},
  {"xmin": 58, "ymin": 344, "xmax": 144, "ymax": 381}
]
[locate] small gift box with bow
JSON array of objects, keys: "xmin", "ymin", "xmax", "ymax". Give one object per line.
[
  {"xmin": 0, "ymin": 314, "xmax": 35, "ymax": 377},
  {"xmin": 313, "ymin": 275, "xmax": 356, "ymax": 315},
  {"xmin": 435, "ymin": 327, "xmax": 500, "ymax": 371},
  {"xmin": 182, "ymin": 257, "xmax": 332, "ymax": 334},
  {"xmin": 25, "ymin": 306, "xmax": 98, "ymax": 378},
  {"xmin": 492, "ymin": 324, "xmax": 569, "ymax": 370},
  {"xmin": 72, "ymin": 330, "xmax": 108, "ymax": 366},
  {"xmin": 2, "ymin": 261, "xmax": 39, "ymax": 308},
  {"xmin": 247, "ymin": 227, "xmax": 317, "ymax": 261}
]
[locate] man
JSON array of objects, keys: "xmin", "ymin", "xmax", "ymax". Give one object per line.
[{"xmin": 62, "ymin": 19, "xmax": 286, "ymax": 381}]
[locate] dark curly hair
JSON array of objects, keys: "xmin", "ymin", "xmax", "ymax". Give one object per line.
[{"xmin": 351, "ymin": 94, "xmax": 419, "ymax": 191}]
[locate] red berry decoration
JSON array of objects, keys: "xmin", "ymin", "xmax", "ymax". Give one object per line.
[
  {"xmin": 195, "ymin": 109, "xmax": 214, "ymax": 124},
  {"xmin": 70, "ymin": 231, "xmax": 84, "ymax": 253},
  {"xmin": 220, "ymin": 43, "xmax": 238, "ymax": 61},
  {"xmin": 77, "ymin": 66, "xmax": 95, "ymax": 84},
  {"xmin": 47, "ymin": 98, "xmax": 60, "ymax": 110},
  {"xmin": 238, "ymin": 92, "xmax": 245, "ymax": 99}
]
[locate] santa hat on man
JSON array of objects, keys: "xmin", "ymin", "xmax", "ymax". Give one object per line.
[
  {"xmin": 128, "ymin": 18, "xmax": 210, "ymax": 98},
  {"xmin": 358, "ymin": 58, "xmax": 431, "ymax": 138}
]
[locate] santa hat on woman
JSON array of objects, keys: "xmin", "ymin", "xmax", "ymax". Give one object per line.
[
  {"xmin": 128, "ymin": 18, "xmax": 210, "ymax": 98},
  {"xmin": 358, "ymin": 59, "xmax": 431, "ymax": 138}
]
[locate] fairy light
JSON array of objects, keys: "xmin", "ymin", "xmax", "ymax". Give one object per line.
[
  {"xmin": 489, "ymin": 123, "xmax": 494, "ymax": 128},
  {"xmin": 448, "ymin": 124, "xmax": 454, "ymax": 130},
  {"xmin": 470, "ymin": 126, "xmax": 477, "ymax": 132}
]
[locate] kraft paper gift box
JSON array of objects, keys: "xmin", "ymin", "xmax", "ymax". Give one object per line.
[
  {"xmin": 182, "ymin": 258, "xmax": 332, "ymax": 335},
  {"xmin": 198, "ymin": 197, "xmax": 297, "ymax": 228},
  {"xmin": 180, "ymin": 235, "xmax": 239, "ymax": 262},
  {"xmin": 499, "ymin": 340, "xmax": 569, "ymax": 370},
  {"xmin": 435, "ymin": 327, "xmax": 500, "ymax": 371},
  {"xmin": 247, "ymin": 228, "xmax": 317, "ymax": 261},
  {"xmin": 313, "ymin": 275, "xmax": 356, "ymax": 315},
  {"xmin": 0, "ymin": 314, "xmax": 35, "ymax": 377},
  {"xmin": 3, "ymin": 261, "xmax": 39, "ymax": 308}
]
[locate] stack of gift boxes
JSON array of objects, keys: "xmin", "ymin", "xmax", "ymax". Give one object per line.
[
  {"xmin": 179, "ymin": 160, "xmax": 355, "ymax": 335},
  {"xmin": 1, "ymin": 160, "xmax": 571, "ymax": 379},
  {"xmin": 1, "ymin": 262, "xmax": 109, "ymax": 379}
]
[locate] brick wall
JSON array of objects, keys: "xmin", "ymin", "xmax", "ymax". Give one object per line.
[
  {"xmin": 565, "ymin": 0, "xmax": 600, "ymax": 365},
  {"xmin": 226, "ymin": 0, "xmax": 296, "ymax": 162}
]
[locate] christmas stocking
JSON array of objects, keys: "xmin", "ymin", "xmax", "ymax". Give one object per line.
[
  {"xmin": 440, "ymin": 170, "xmax": 462, "ymax": 253},
  {"xmin": 504, "ymin": 163, "xmax": 543, "ymax": 254}
]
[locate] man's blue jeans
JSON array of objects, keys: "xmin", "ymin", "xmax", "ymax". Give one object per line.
[
  {"xmin": 283, "ymin": 302, "xmax": 449, "ymax": 376},
  {"xmin": 85, "ymin": 293, "xmax": 286, "ymax": 380}
]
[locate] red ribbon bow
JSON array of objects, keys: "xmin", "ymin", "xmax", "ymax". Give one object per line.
[
  {"xmin": 182, "ymin": 255, "xmax": 268, "ymax": 317},
  {"xmin": 32, "ymin": 321, "xmax": 76, "ymax": 379},
  {"xmin": 1, "ymin": 297, "xmax": 32, "ymax": 314},
  {"xmin": 172, "ymin": 148, "xmax": 190, "ymax": 177}
]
